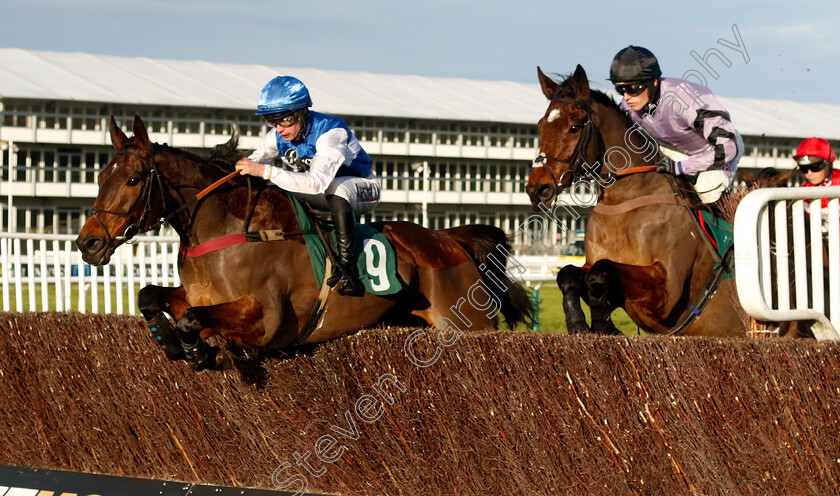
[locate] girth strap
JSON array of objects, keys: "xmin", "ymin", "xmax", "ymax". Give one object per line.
[
  {"xmin": 294, "ymin": 258, "xmax": 333, "ymax": 347},
  {"xmin": 662, "ymin": 246, "xmax": 733, "ymax": 336}
]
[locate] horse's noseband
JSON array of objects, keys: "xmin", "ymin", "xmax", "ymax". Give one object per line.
[
  {"xmin": 87, "ymin": 147, "xmax": 167, "ymax": 247},
  {"xmin": 532, "ymin": 97, "xmax": 605, "ymax": 192}
]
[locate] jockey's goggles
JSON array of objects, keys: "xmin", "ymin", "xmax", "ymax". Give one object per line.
[
  {"xmin": 264, "ymin": 112, "xmax": 300, "ymax": 128},
  {"xmin": 796, "ymin": 156, "xmax": 828, "ymax": 173},
  {"xmin": 614, "ymin": 82, "xmax": 647, "ymax": 97}
]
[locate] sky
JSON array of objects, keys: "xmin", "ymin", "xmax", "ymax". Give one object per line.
[{"xmin": 1, "ymin": 0, "xmax": 838, "ymax": 105}]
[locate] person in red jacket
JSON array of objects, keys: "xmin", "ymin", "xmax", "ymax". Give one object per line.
[{"xmin": 796, "ymin": 137, "xmax": 838, "ymax": 222}]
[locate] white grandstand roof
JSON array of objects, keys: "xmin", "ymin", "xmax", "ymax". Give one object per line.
[{"xmin": 1, "ymin": 47, "xmax": 839, "ymax": 140}]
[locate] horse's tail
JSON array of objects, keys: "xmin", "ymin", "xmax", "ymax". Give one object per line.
[{"xmin": 443, "ymin": 225, "xmax": 534, "ymax": 329}]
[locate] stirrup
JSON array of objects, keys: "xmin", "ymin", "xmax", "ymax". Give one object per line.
[
  {"xmin": 334, "ymin": 274, "xmax": 365, "ymax": 296},
  {"xmin": 326, "ymin": 263, "xmax": 343, "ymax": 288}
]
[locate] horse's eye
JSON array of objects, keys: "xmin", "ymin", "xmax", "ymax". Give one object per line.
[
  {"xmin": 126, "ymin": 176, "xmax": 141, "ymax": 187},
  {"xmin": 569, "ymin": 124, "xmax": 581, "ymax": 134}
]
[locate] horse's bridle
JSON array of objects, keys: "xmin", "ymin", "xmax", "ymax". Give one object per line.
[
  {"xmin": 532, "ymin": 97, "xmax": 605, "ymax": 191},
  {"xmin": 86, "ymin": 147, "xmax": 169, "ymax": 247}
]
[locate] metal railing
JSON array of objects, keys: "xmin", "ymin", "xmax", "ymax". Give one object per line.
[{"xmin": 734, "ymin": 186, "xmax": 840, "ymax": 340}]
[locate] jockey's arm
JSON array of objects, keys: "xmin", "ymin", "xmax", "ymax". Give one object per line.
[
  {"xmin": 678, "ymin": 98, "xmax": 740, "ymax": 176},
  {"xmin": 246, "ymin": 131, "xmax": 280, "ymax": 164},
  {"xmin": 236, "ymin": 128, "xmax": 352, "ymax": 195}
]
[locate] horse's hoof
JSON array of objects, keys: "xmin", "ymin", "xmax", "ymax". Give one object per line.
[
  {"xmin": 182, "ymin": 340, "xmax": 219, "ymax": 371},
  {"xmin": 214, "ymin": 348, "xmax": 232, "ymax": 370},
  {"xmin": 567, "ymin": 323, "xmax": 591, "ymax": 335},
  {"xmin": 592, "ymin": 320, "xmax": 621, "ymax": 336},
  {"xmin": 160, "ymin": 344, "xmax": 186, "ymax": 361},
  {"xmin": 148, "ymin": 313, "xmax": 185, "ymax": 360}
]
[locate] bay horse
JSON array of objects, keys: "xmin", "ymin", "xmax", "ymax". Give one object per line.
[
  {"xmin": 526, "ymin": 65, "xmax": 745, "ymax": 337},
  {"xmin": 76, "ymin": 115, "xmax": 532, "ymax": 369}
]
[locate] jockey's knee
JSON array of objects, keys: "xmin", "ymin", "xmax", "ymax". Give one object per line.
[
  {"xmin": 695, "ymin": 169, "xmax": 734, "ymax": 204},
  {"xmin": 327, "ymin": 176, "xmax": 380, "ymax": 215}
]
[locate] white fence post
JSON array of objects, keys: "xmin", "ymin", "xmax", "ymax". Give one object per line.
[
  {"xmin": 0, "ymin": 232, "xmax": 180, "ymax": 315},
  {"xmin": 1, "ymin": 237, "xmax": 9, "ymax": 311},
  {"xmin": 734, "ymin": 186, "xmax": 840, "ymax": 340}
]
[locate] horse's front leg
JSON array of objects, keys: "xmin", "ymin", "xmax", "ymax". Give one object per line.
[
  {"xmin": 176, "ymin": 296, "xmax": 265, "ymax": 371},
  {"xmin": 556, "ymin": 265, "xmax": 590, "ymax": 334},
  {"xmin": 591, "ymin": 260, "xmax": 669, "ymax": 334},
  {"xmin": 585, "ymin": 261, "xmax": 625, "ymax": 336},
  {"xmin": 137, "ymin": 285, "xmax": 190, "ymax": 360}
]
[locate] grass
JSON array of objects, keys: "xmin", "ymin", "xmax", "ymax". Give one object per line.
[
  {"xmin": 507, "ymin": 284, "xmax": 642, "ymax": 336},
  {"xmin": 1, "ymin": 283, "xmax": 134, "ymax": 313}
]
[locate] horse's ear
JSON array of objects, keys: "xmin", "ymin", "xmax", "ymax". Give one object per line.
[
  {"xmin": 108, "ymin": 115, "xmax": 129, "ymax": 150},
  {"xmin": 736, "ymin": 170, "xmax": 757, "ymax": 184},
  {"xmin": 570, "ymin": 64, "xmax": 590, "ymax": 100},
  {"xmin": 762, "ymin": 168, "xmax": 794, "ymax": 188},
  {"xmin": 228, "ymin": 124, "xmax": 240, "ymax": 150},
  {"xmin": 773, "ymin": 169, "xmax": 794, "ymax": 187},
  {"xmin": 740, "ymin": 167, "xmax": 794, "ymax": 188},
  {"xmin": 537, "ymin": 66, "xmax": 560, "ymax": 100},
  {"xmin": 131, "ymin": 114, "xmax": 152, "ymax": 148}
]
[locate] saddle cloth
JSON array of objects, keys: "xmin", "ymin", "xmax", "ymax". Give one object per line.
[
  {"xmin": 698, "ymin": 210, "xmax": 734, "ymax": 280},
  {"xmin": 289, "ymin": 196, "xmax": 403, "ymax": 295}
]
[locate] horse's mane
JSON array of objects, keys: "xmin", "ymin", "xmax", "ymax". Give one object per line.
[
  {"xmin": 159, "ymin": 142, "xmax": 214, "ymax": 167},
  {"xmin": 141, "ymin": 130, "xmax": 247, "ymax": 180},
  {"xmin": 552, "ymin": 73, "xmax": 633, "ymax": 127},
  {"xmin": 590, "ymin": 89, "xmax": 630, "ymax": 123},
  {"xmin": 207, "ymin": 135, "xmax": 247, "ymax": 170}
]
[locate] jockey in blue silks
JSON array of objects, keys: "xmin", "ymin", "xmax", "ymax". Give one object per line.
[{"xmin": 236, "ymin": 76, "xmax": 380, "ymax": 296}]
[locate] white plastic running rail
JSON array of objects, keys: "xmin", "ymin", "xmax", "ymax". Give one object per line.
[{"xmin": 734, "ymin": 186, "xmax": 840, "ymax": 340}]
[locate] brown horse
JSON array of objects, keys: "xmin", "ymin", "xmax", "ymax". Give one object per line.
[
  {"xmin": 526, "ymin": 65, "xmax": 745, "ymax": 337},
  {"xmin": 76, "ymin": 116, "xmax": 532, "ymax": 369}
]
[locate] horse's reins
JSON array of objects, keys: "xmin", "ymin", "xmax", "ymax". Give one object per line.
[
  {"xmin": 88, "ymin": 146, "xmax": 237, "ymax": 247},
  {"xmin": 88, "ymin": 146, "xmax": 315, "ymax": 254},
  {"xmin": 532, "ymin": 97, "xmax": 669, "ymax": 192},
  {"xmin": 162, "ymin": 169, "xmax": 240, "ymax": 226}
]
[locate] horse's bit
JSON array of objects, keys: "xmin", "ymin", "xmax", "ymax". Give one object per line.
[{"xmin": 86, "ymin": 147, "xmax": 168, "ymax": 247}]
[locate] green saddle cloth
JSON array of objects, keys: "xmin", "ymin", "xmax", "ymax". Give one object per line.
[
  {"xmin": 699, "ymin": 210, "xmax": 734, "ymax": 280},
  {"xmin": 289, "ymin": 196, "xmax": 403, "ymax": 295}
]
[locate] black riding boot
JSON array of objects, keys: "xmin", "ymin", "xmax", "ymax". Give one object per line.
[{"xmin": 325, "ymin": 196, "xmax": 365, "ymax": 296}]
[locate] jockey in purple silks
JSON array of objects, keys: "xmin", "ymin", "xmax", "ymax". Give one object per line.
[
  {"xmin": 609, "ymin": 45, "xmax": 743, "ymax": 205},
  {"xmin": 236, "ymin": 76, "xmax": 380, "ymax": 296}
]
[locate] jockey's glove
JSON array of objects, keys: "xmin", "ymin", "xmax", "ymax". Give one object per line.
[{"xmin": 656, "ymin": 156, "xmax": 680, "ymax": 175}]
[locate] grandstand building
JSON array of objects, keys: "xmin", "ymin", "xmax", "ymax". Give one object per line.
[{"xmin": 1, "ymin": 48, "xmax": 839, "ymax": 253}]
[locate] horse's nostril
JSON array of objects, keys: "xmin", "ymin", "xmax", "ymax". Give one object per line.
[
  {"xmin": 535, "ymin": 185, "xmax": 554, "ymax": 202},
  {"xmin": 76, "ymin": 235, "xmax": 104, "ymax": 255}
]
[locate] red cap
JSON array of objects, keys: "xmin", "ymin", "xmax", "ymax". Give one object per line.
[{"xmin": 794, "ymin": 137, "xmax": 836, "ymax": 163}]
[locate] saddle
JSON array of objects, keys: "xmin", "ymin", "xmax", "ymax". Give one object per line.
[{"xmin": 290, "ymin": 197, "xmax": 404, "ymax": 296}]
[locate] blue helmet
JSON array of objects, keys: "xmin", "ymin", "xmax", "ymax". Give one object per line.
[{"xmin": 255, "ymin": 76, "xmax": 312, "ymax": 116}]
